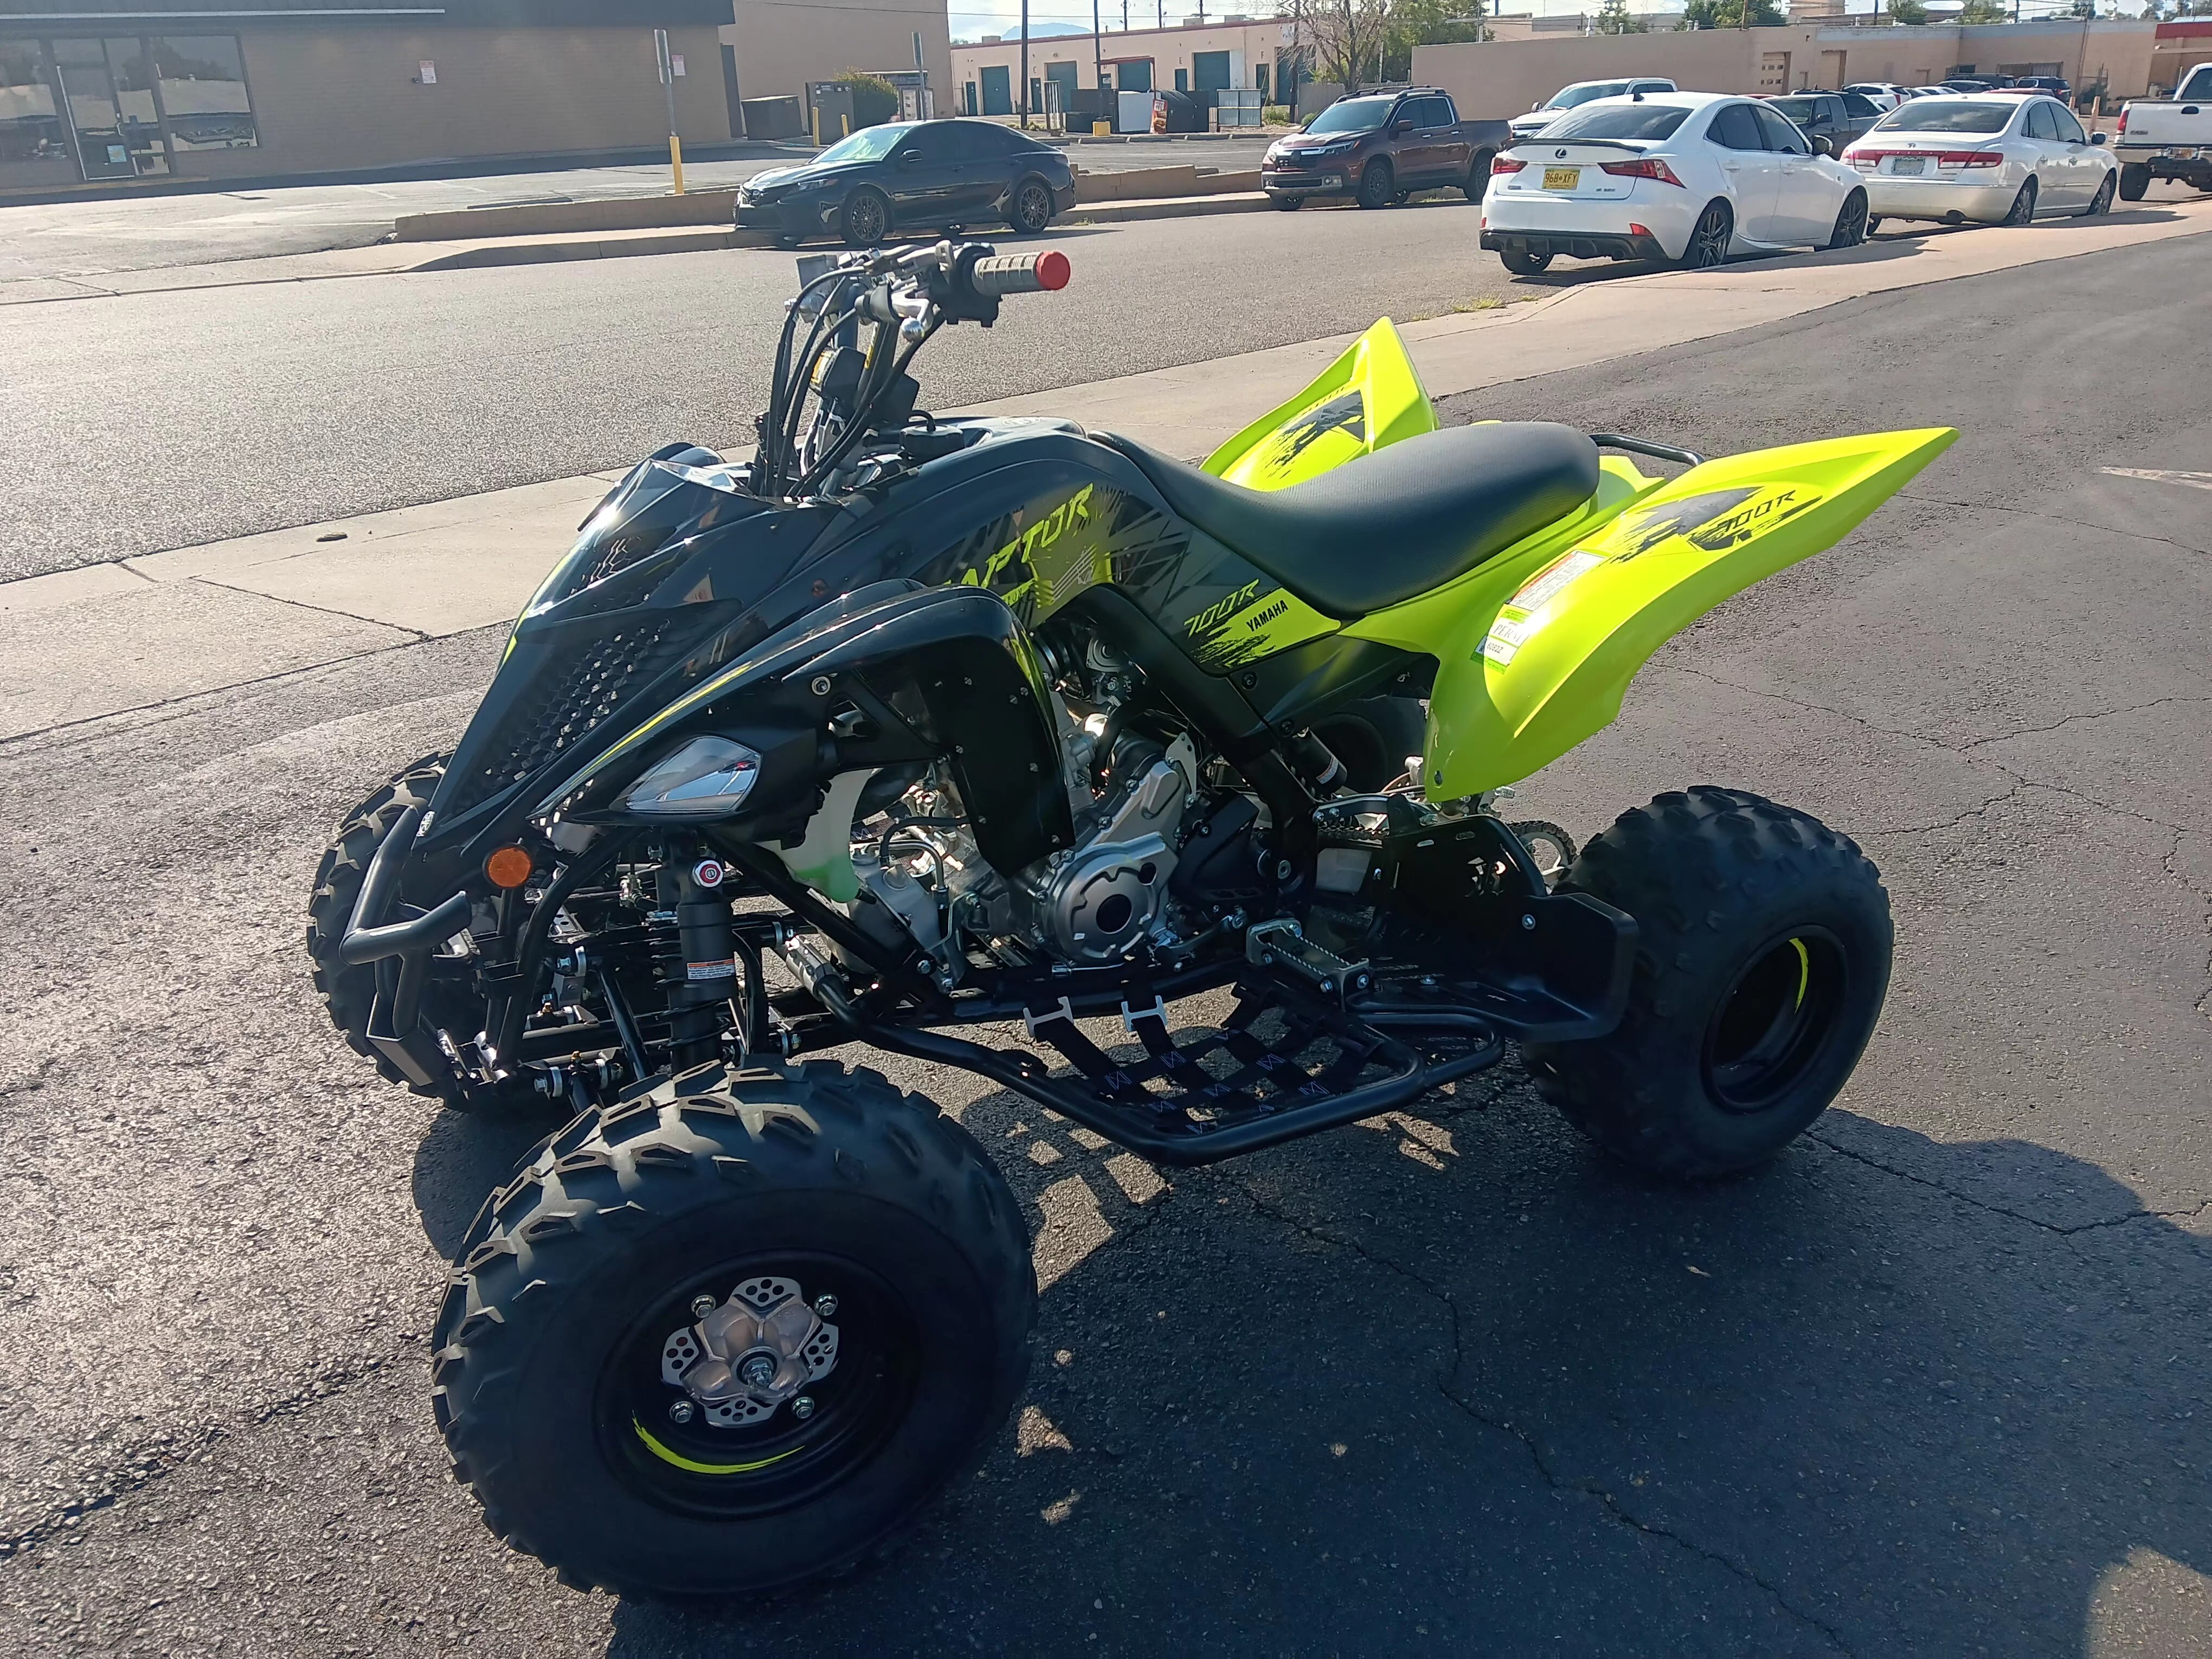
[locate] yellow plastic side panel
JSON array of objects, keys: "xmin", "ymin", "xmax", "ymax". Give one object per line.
[
  {"xmin": 1201, "ymin": 319, "xmax": 1438, "ymax": 490},
  {"xmin": 1353, "ymin": 428, "xmax": 1959, "ymax": 798}
]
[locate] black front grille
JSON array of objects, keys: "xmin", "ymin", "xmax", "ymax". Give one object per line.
[{"xmin": 448, "ymin": 619, "xmax": 683, "ymax": 815}]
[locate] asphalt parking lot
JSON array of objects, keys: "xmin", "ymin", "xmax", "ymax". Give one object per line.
[{"xmin": 0, "ymin": 227, "xmax": 2204, "ymax": 1655}]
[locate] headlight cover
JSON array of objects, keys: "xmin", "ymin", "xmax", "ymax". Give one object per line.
[{"xmin": 622, "ymin": 737, "xmax": 762, "ymax": 818}]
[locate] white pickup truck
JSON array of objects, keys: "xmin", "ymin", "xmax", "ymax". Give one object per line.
[{"xmin": 2115, "ymin": 60, "xmax": 2212, "ymax": 199}]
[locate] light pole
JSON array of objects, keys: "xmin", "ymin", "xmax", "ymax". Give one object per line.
[{"xmin": 1020, "ymin": 0, "xmax": 1031, "ymax": 127}]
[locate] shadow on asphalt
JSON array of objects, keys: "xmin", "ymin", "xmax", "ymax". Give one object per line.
[{"xmin": 414, "ymin": 1077, "xmax": 2210, "ymax": 1652}]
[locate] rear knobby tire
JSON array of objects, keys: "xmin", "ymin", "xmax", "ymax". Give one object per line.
[
  {"xmin": 432, "ymin": 1061, "xmax": 1037, "ymax": 1598},
  {"xmin": 1523, "ymin": 786, "xmax": 1893, "ymax": 1181},
  {"xmin": 306, "ymin": 753, "xmax": 458, "ymax": 1100}
]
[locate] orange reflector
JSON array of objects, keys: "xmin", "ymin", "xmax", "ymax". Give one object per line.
[{"xmin": 485, "ymin": 845, "xmax": 535, "ymax": 890}]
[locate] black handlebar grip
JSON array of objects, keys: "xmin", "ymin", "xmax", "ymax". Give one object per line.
[{"xmin": 967, "ymin": 250, "xmax": 1071, "ymax": 297}]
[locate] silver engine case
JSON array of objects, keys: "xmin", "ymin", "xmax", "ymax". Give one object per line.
[{"xmin": 1014, "ymin": 755, "xmax": 1188, "ymax": 963}]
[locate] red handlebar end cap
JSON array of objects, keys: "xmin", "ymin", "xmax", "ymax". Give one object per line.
[{"xmin": 1036, "ymin": 249, "xmax": 1071, "ymax": 291}]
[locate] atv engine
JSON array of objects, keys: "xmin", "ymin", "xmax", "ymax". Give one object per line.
[{"xmin": 851, "ymin": 702, "xmax": 1198, "ymax": 974}]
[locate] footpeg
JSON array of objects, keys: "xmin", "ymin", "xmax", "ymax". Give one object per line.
[{"xmin": 1245, "ymin": 918, "xmax": 1372, "ymax": 1003}]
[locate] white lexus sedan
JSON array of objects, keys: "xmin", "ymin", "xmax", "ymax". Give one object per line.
[
  {"xmin": 1481, "ymin": 92, "xmax": 1868, "ymax": 275},
  {"xmin": 1843, "ymin": 94, "xmax": 2119, "ymax": 229}
]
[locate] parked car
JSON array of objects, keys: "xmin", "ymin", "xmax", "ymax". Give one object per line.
[
  {"xmin": 1481, "ymin": 92, "xmax": 1868, "ymax": 274},
  {"xmin": 1843, "ymin": 82, "xmax": 1907, "ymax": 113},
  {"xmin": 1262, "ymin": 87, "xmax": 1511, "ymax": 210},
  {"xmin": 1844, "ymin": 94, "xmax": 2118, "ymax": 227},
  {"xmin": 734, "ymin": 119, "xmax": 1075, "ymax": 247},
  {"xmin": 1992, "ymin": 75, "xmax": 2073, "ymax": 104},
  {"xmin": 1507, "ymin": 77, "xmax": 1678, "ymax": 143},
  {"xmin": 1761, "ymin": 93, "xmax": 1882, "ymax": 152},
  {"xmin": 2114, "ymin": 61, "xmax": 2212, "ymax": 199},
  {"xmin": 1941, "ymin": 78, "xmax": 2006, "ymax": 93},
  {"xmin": 1907, "ymin": 87, "xmax": 1954, "ymax": 101}
]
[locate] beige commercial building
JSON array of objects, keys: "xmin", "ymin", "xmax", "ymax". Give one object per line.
[
  {"xmin": 722, "ymin": 0, "xmax": 952, "ymax": 115},
  {"xmin": 1415, "ymin": 20, "xmax": 2162, "ymax": 122},
  {"xmin": 0, "ymin": 0, "xmax": 955, "ymax": 197},
  {"xmin": 951, "ymin": 17, "xmax": 1300, "ymax": 115}
]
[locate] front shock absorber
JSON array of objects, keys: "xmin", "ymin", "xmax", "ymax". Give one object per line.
[{"xmin": 657, "ymin": 845, "xmax": 737, "ymax": 1070}]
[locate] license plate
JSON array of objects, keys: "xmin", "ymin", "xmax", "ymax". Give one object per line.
[
  {"xmin": 1892, "ymin": 156, "xmax": 1925, "ymax": 175},
  {"xmin": 1542, "ymin": 166, "xmax": 1580, "ymax": 191}
]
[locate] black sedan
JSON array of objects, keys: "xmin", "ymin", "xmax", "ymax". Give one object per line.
[{"xmin": 735, "ymin": 119, "xmax": 1077, "ymax": 247}]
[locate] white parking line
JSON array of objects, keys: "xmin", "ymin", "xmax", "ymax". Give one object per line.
[{"xmin": 2101, "ymin": 467, "xmax": 2212, "ymax": 491}]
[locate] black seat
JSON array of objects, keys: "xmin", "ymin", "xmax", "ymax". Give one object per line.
[{"xmin": 1102, "ymin": 422, "xmax": 1600, "ymax": 619}]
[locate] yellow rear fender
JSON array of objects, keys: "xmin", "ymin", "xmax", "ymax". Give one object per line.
[
  {"xmin": 1347, "ymin": 427, "xmax": 1960, "ymax": 798},
  {"xmin": 1202, "ymin": 319, "xmax": 1438, "ymax": 490}
]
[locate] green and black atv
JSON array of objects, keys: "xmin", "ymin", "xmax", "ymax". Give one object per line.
[{"xmin": 307, "ymin": 241, "xmax": 1954, "ymax": 1597}]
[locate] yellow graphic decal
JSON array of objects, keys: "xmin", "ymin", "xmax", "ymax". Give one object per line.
[
  {"xmin": 1184, "ymin": 579, "xmax": 1261, "ymax": 639},
  {"xmin": 960, "ymin": 484, "xmax": 1096, "ymax": 608},
  {"xmin": 633, "ymin": 1420, "xmax": 806, "ymax": 1476}
]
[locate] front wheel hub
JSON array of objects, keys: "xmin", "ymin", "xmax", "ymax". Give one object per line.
[{"xmin": 662, "ymin": 1277, "xmax": 839, "ymax": 1426}]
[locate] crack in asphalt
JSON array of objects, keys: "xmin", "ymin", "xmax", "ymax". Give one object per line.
[
  {"xmin": 0, "ymin": 1342, "xmax": 423, "ymax": 1561},
  {"xmin": 1954, "ymin": 695, "xmax": 2212, "ymax": 753},
  {"xmin": 1892, "ymin": 490, "xmax": 2212, "ymax": 560},
  {"xmin": 1657, "ymin": 664, "xmax": 2212, "ymax": 1017},
  {"xmin": 1213, "ymin": 1170, "xmax": 1857, "ymax": 1656},
  {"xmin": 1807, "ymin": 1133, "xmax": 2212, "ymax": 1240}
]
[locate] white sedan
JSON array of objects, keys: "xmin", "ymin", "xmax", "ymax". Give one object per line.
[
  {"xmin": 1843, "ymin": 94, "xmax": 2119, "ymax": 228},
  {"xmin": 1481, "ymin": 92, "xmax": 1868, "ymax": 275}
]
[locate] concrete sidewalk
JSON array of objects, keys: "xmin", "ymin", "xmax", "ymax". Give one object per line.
[{"xmin": 4, "ymin": 197, "xmax": 2206, "ymax": 744}]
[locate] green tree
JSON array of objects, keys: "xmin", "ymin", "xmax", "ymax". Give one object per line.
[
  {"xmin": 838, "ymin": 68, "xmax": 900, "ymax": 127},
  {"xmin": 1594, "ymin": 0, "xmax": 1650, "ymax": 32},
  {"xmin": 1887, "ymin": 0, "xmax": 1928, "ymax": 22},
  {"xmin": 1681, "ymin": 0, "xmax": 1783, "ymax": 25},
  {"xmin": 1376, "ymin": 0, "xmax": 1488, "ymax": 83},
  {"xmin": 1956, "ymin": 0, "xmax": 2007, "ymax": 19}
]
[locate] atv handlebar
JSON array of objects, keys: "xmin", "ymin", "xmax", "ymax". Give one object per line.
[{"xmin": 967, "ymin": 249, "xmax": 1071, "ymax": 297}]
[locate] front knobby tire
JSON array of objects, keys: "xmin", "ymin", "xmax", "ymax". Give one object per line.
[
  {"xmin": 1523, "ymin": 787, "xmax": 1893, "ymax": 1181},
  {"xmin": 432, "ymin": 1061, "xmax": 1037, "ymax": 1598},
  {"xmin": 307, "ymin": 753, "xmax": 458, "ymax": 1100}
]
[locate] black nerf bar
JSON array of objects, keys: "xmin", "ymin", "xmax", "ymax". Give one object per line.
[{"xmin": 338, "ymin": 802, "xmax": 473, "ymax": 966}]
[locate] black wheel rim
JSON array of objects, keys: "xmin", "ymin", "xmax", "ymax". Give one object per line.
[
  {"xmin": 851, "ymin": 196, "xmax": 884, "ymax": 241},
  {"xmin": 1690, "ymin": 208, "xmax": 1727, "ymax": 266},
  {"xmin": 1701, "ymin": 927, "xmax": 1848, "ymax": 1114},
  {"xmin": 594, "ymin": 1252, "xmax": 919, "ymax": 1521}
]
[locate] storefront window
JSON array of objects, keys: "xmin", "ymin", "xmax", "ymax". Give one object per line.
[
  {"xmin": 0, "ymin": 43, "xmax": 67, "ymax": 165},
  {"xmin": 151, "ymin": 36, "xmax": 257, "ymax": 151}
]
